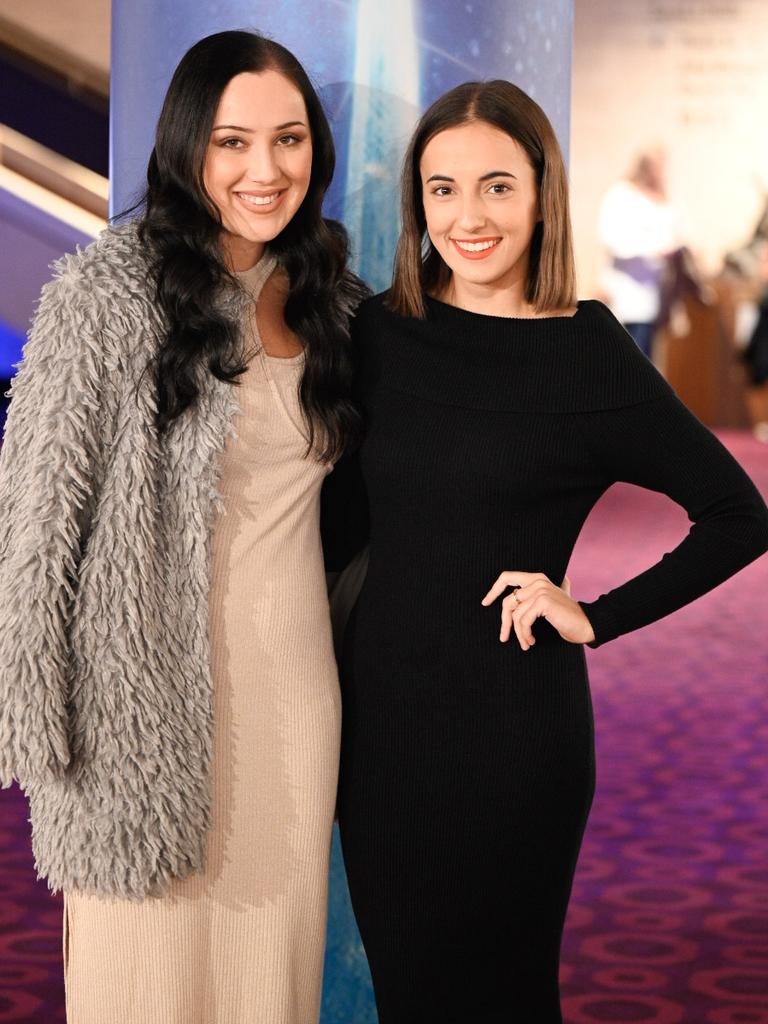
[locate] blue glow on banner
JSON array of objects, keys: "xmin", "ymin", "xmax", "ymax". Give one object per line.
[
  {"xmin": 112, "ymin": 0, "xmax": 572, "ymax": 294},
  {"xmin": 341, "ymin": 0, "xmax": 419, "ymax": 285}
]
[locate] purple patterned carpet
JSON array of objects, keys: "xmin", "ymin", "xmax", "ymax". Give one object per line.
[
  {"xmin": 560, "ymin": 430, "xmax": 768, "ymax": 1024},
  {"xmin": 1, "ymin": 429, "xmax": 767, "ymax": 1024}
]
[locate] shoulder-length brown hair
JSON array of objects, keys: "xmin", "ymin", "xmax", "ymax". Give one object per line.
[{"xmin": 388, "ymin": 80, "xmax": 576, "ymax": 318}]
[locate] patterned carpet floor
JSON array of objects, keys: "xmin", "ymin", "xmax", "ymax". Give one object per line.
[
  {"xmin": 560, "ymin": 430, "xmax": 768, "ymax": 1024},
  {"xmin": 1, "ymin": 429, "xmax": 766, "ymax": 1023}
]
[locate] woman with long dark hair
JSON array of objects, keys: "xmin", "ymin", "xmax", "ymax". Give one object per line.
[
  {"xmin": 0, "ymin": 30, "xmax": 364, "ymax": 1024},
  {"xmin": 331, "ymin": 81, "xmax": 768, "ymax": 1022}
]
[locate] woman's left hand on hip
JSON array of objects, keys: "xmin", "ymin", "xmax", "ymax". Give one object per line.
[{"xmin": 481, "ymin": 571, "xmax": 595, "ymax": 651}]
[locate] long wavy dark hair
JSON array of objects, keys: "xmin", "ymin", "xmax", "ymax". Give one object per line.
[{"xmin": 136, "ymin": 30, "xmax": 366, "ymax": 459}]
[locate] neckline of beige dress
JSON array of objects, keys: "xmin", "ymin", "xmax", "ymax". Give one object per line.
[
  {"xmin": 235, "ymin": 251, "xmax": 304, "ymax": 364},
  {"xmin": 235, "ymin": 252, "xmax": 307, "ymax": 440},
  {"xmin": 234, "ymin": 250, "xmax": 278, "ymax": 302}
]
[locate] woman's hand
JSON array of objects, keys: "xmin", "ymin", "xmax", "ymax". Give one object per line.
[{"xmin": 481, "ymin": 571, "xmax": 595, "ymax": 651}]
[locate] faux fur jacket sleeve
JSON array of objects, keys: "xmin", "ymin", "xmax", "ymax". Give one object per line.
[{"xmin": 0, "ymin": 262, "xmax": 111, "ymax": 788}]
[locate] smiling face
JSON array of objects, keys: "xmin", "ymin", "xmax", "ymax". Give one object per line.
[
  {"xmin": 203, "ymin": 69, "xmax": 313, "ymax": 270},
  {"xmin": 420, "ymin": 120, "xmax": 540, "ymax": 307}
]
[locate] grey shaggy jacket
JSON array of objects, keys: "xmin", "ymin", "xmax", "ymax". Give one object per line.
[{"xmin": 0, "ymin": 224, "xmax": 277, "ymax": 899}]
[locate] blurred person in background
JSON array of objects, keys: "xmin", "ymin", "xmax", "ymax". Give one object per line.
[
  {"xmin": 598, "ymin": 147, "xmax": 682, "ymax": 358},
  {"xmin": 724, "ymin": 200, "xmax": 768, "ymax": 442},
  {"xmin": 741, "ymin": 240, "xmax": 768, "ymax": 442}
]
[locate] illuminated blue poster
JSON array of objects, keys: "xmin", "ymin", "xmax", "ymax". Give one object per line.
[
  {"xmin": 109, "ymin": 2, "xmax": 573, "ymax": 1020},
  {"xmin": 112, "ymin": 0, "xmax": 572, "ymax": 292}
]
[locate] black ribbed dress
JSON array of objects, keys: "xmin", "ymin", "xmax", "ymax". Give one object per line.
[{"xmin": 329, "ymin": 294, "xmax": 768, "ymax": 1024}]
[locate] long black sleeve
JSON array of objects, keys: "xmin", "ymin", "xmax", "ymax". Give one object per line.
[
  {"xmin": 341, "ymin": 292, "xmax": 768, "ymax": 649},
  {"xmin": 576, "ymin": 392, "xmax": 768, "ymax": 646}
]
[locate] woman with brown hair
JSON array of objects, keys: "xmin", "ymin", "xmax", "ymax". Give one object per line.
[{"xmin": 330, "ymin": 80, "xmax": 768, "ymax": 1022}]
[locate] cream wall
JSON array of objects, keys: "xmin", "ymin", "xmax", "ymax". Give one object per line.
[
  {"xmin": 0, "ymin": 0, "xmax": 110, "ymax": 93},
  {"xmin": 571, "ymin": 0, "xmax": 768, "ymax": 296}
]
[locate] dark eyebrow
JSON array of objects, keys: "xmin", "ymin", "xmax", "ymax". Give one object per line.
[
  {"xmin": 425, "ymin": 170, "xmax": 517, "ymax": 183},
  {"xmin": 479, "ymin": 170, "xmax": 517, "ymax": 181},
  {"xmin": 211, "ymin": 120, "xmax": 307, "ymax": 133}
]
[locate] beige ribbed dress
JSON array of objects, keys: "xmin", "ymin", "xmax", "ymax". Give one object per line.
[{"xmin": 63, "ymin": 256, "xmax": 341, "ymax": 1024}]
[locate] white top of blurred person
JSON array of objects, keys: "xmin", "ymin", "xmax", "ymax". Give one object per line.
[{"xmin": 598, "ymin": 149, "xmax": 681, "ymax": 325}]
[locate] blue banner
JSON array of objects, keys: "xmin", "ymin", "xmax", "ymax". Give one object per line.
[{"xmin": 112, "ymin": 0, "xmax": 572, "ymax": 292}]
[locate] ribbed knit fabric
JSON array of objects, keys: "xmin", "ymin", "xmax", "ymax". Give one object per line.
[
  {"xmin": 63, "ymin": 259, "xmax": 340, "ymax": 1024},
  {"xmin": 333, "ymin": 293, "xmax": 768, "ymax": 1024}
]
